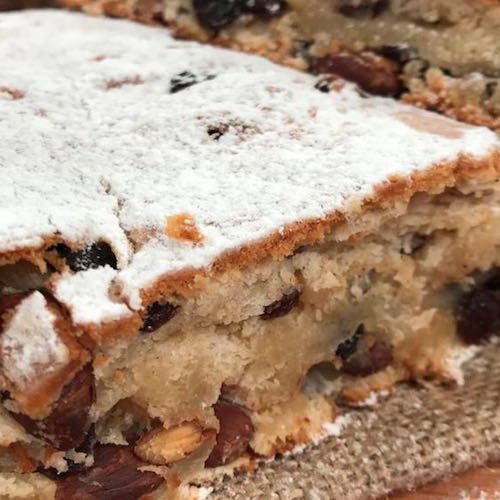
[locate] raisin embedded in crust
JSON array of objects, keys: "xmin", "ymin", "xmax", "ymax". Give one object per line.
[
  {"xmin": 260, "ymin": 289, "xmax": 301, "ymax": 320},
  {"xmin": 193, "ymin": 0, "xmax": 243, "ymax": 30},
  {"xmin": 244, "ymin": 0, "xmax": 287, "ymax": 18},
  {"xmin": 140, "ymin": 301, "xmax": 179, "ymax": 333},
  {"xmin": 337, "ymin": 0, "xmax": 389, "ymax": 18},
  {"xmin": 55, "ymin": 242, "xmax": 117, "ymax": 272},
  {"xmin": 455, "ymin": 288, "xmax": 500, "ymax": 344}
]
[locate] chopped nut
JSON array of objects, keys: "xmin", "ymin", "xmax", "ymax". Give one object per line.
[{"xmin": 165, "ymin": 213, "xmax": 204, "ymax": 244}]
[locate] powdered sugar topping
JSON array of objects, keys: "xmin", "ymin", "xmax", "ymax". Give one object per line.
[
  {"xmin": 1, "ymin": 10, "xmax": 499, "ymax": 310},
  {"xmin": 0, "ymin": 292, "xmax": 69, "ymax": 390},
  {"xmin": 53, "ymin": 266, "xmax": 133, "ymax": 325}
]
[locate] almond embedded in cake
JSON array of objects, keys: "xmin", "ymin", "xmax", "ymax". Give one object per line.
[{"xmin": 1, "ymin": 9, "xmax": 500, "ymax": 499}]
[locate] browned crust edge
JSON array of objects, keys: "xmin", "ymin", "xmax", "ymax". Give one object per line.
[{"xmin": 135, "ymin": 150, "xmax": 500, "ymax": 305}]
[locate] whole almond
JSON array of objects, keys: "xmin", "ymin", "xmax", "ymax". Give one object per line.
[
  {"xmin": 135, "ymin": 421, "xmax": 208, "ymax": 465},
  {"xmin": 12, "ymin": 364, "xmax": 95, "ymax": 450},
  {"xmin": 56, "ymin": 445, "xmax": 163, "ymax": 499},
  {"xmin": 205, "ymin": 400, "xmax": 254, "ymax": 468}
]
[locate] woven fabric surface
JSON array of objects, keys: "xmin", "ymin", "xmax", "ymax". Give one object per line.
[{"xmin": 213, "ymin": 344, "xmax": 500, "ymax": 499}]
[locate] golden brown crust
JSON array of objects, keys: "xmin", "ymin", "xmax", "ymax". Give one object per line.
[{"xmin": 136, "ymin": 150, "xmax": 500, "ymax": 306}]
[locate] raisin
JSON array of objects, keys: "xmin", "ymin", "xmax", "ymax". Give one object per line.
[
  {"xmin": 55, "ymin": 242, "xmax": 117, "ymax": 272},
  {"xmin": 342, "ymin": 339, "xmax": 393, "ymax": 376},
  {"xmin": 55, "ymin": 445, "xmax": 163, "ymax": 500},
  {"xmin": 207, "ymin": 124, "xmax": 227, "ymax": 140},
  {"xmin": 314, "ymin": 78, "xmax": 331, "ymax": 93},
  {"xmin": 170, "ymin": 71, "xmax": 216, "ymax": 93},
  {"xmin": 12, "ymin": 365, "xmax": 95, "ymax": 451},
  {"xmin": 244, "ymin": 0, "xmax": 287, "ymax": 18},
  {"xmin": 193, "ymin": 0, "xmax": 243, "ymax": 30},
  {"xmin": 140, "ymin": 301, "xmax": 179, "ymax": 333},
  {"xmin": 170, "ymin": 71, "xmax": 198, "ymax": 93},
  {"xmin": 312, "ymin": 52, "xmax": 401, "ymax": 97},
  {"xmin": 377, "ymin": 44, "xmax": 417, "ymax": 64},
  {"xmin": 455, "ymin": 288, "xmax": 500, "ymax": 344},
  {"xmin": 336, "ymin": 324, "xmax": 364, "ymax": 361},
  {"xmin": 205, "ymin": 400, "xmax": 254, "ymax": 467},
  {"xmin": 260, "ymin": 289, "xmax": 301, "ymax": 320},
  {"xmin": 337, "ymin": 0, "xmax": 389, "ymax": 18}
]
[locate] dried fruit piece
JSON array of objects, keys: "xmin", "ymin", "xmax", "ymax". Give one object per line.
[
  {"xmin": 55, "ymin": 242, "xmax": 117, "ymax": 272},
  {"xmin": 12, "ymin": 364, "xmax": 95, "ymax": 450},
  {"xmin": 342, "ymin": 338, "xmax": 393, "ymax": 376},
  {"xmin": 55, "ymin": 445, "xmax": 163, "ymax": 499},
  {"xmin": 260, "ymin": 289, "xmax": 301, "ymax": 320},
  {"xmin": 140, "ymin": 301, "xmax": 179, "ymax": 333},
  {"xmin": 377, "ymin": 44, "xmax": 418, "ymax": 64},
  {"xmin": 169, "ymin": 71, "xmax": 216, "ymax": 93},
  {"xmin": 312, "ymin": 52, "xmax": 401, "ymax": 97},
  {"xmin": 193, "ymin": 0, "xmax": 243, "ymax": 30},
  {"xmin": 337, "ymin": 0, "xmax": 388, "ymax": 18},
  {"xmin": 205, "ymin": 400, "xmax": 254, "ymax": 467},
  {"xmin": 245, "ymin": 0, "xmax": 287, "ymax": 18},
  {"xmin": 336, "ymin": 324, "xmax": 364, "ymax": 361},
  {"xmin": 455, "ymin": 288, "xmax": 500, "ymax": 344},
  {"xmin": 135, "ymin": 421, "xmax": 213, "ymax": 465}
]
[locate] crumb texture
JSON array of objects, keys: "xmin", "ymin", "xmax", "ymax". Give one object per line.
[{"xmin": 0, "ymin": 10, "xmax": 499, "ymax": 309}]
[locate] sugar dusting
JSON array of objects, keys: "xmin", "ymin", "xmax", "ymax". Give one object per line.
[
  {"xmin": 0, "ymin": 10, "xmax": 499, "ymax": 313},
  {"xmin": 0, "ymin": 292, "xmax": 69, "ymax": 390}
]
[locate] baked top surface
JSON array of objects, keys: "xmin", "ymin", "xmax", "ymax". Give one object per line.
[{"xmin": 1, "ymin": 10, "xmax": 499, "ymax": 309}]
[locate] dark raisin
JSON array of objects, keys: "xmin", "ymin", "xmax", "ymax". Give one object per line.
[
  {"xmin": 312, "ymin": 52, "xmax": 402, "ymax": 97},
  {"xmin": 260, "ymin": 289, "xmax": 301, "ymax": 320},
  {"xmin": 484, "ymin": 268, "xmax": 500, "ymax": 290},
  {"xmin": 170, "ymin": 70, "xmax": 198, "ymax": 93},
  {"xmin": 337, "ymin": 0, "xmax": 388, "ymax": 18},
  {"xmin": 244, "ymin": 0, "xmax": 287, "ymax": 18},
  {"xmin": 207, "ymin": 124, "xmax": 226, "ymax": 140},
  {"xmin": 193, "ymin": 0, "xmax": 243, "ymax": 30},
  {"xmin": 455, "ymin": 288, "xmax": 500, "ymax": 344},
  {"xmin": 55, "ymin": 242, "xmax": 117, "ymax": 272},
  {"xmin": 140, "ymin": 301, "xmax": 179, "ymax": 333},
  {"xmin": 55, "ymin": 445, "xmax": 163, "ymax": 500},
  {"xmin": 314, "ymin": 78, "xmax": 331, "ymax": 93},
  {"xmin": 377, "ymin": 44, "xmax": 418, "ymax": 64},
  {"xmin": 205, "ymin": 400, "xmax": 254, "ymax": 467},
  {"xmin": 342, "ymin": 339, "xmax": 393, "ymax": 376},
  {"xmin": 486, "ymin": 81, "xmax": 498, "ymax": 99},
  {"xmin": 336, "ymin": 324, "xmax": 364, "ymax": 360},
  {"xmin": 12, "ymin": 365, "xmax": 95, "ymax": 451}
]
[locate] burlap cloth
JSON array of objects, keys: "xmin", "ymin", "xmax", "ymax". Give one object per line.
[{"xmin": 213, "ymin": 344, "xmax": 500, "ymax": 499}]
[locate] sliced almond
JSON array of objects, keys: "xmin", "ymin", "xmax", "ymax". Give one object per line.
[{"xmin": 135, "ymin": 422, "xmax": 212, "ymax": 465}]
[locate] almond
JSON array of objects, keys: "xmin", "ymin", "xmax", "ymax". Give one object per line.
[
  {"xmin": 135, "ymin": 421, "xmax": 211, "ymax": 465},
  {"xmin": 205, "ymin": 400, "xmax": 254, "ymax": 468},
  {"xmin": 11, "ymin": 364, "xmax": 95, "ymax": 450},
  {"xmin": 55, "ymin": 445, "xmax": 163, "ymax": 499}
]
